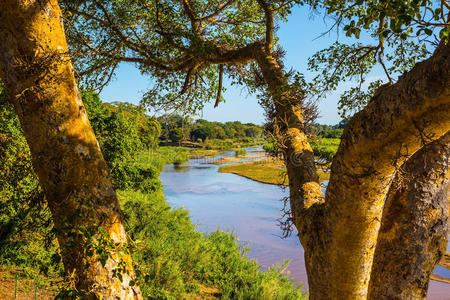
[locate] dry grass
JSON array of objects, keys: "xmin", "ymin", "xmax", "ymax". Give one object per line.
[
  {"xmin": 0, "ymin": 267, "xmax": 56, "ymax": 300},
  {"xmin": 219, "ymin": 159, "xmax": 330, "ymax": 185},
  {"xmin": 204, "ymin": 157, "xmax": 242, "ymax": 165}
]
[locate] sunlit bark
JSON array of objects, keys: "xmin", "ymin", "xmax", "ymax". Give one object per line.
[
  {"xmin": 0, "ymin": 0, "xmax": 141, "ymax": 298},
  {"xmin": 368, "ymin": 132, "xmax": 449, "ymax": 299},
  {"xmin": 255, "ymin": 37, "xmax": 449, "ymax": 299},
  {"xmin": 322, "ymin": 40, "xmax": 449, "ymax": 299},
  {"xmin": 254, "ymin": 49, "xmax": 330, "ymax": 299}
]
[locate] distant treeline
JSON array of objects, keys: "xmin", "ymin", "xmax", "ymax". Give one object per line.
[
  {"xmin": 310, "ymin": 120, "xmax": 348, "ymax": 139},
  {"xmin": 0, "ymin": 87, "xmax": 305, "ymax": 298},
  {"xmin": 158, "ymin": 114, "xmax": 263, "ymax": 143}
]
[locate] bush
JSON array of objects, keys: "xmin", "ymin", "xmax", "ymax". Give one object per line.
[
  {"xmin": 0, "ymin": 86, "xmax": 305, "ymax": 299},
  {"xmin": 263, "ymin": 142, "xmax": 275, "ymax": 153},
  {"xmin": 119, "ymin": 190, "xmax": 306, "ymax": 299},
  {"xmin": 0, "ymin": 83, "xmax": 63, "ymax": 281},
  {"xmin": 311, "ymin": 138, "xmax": 340, "ymax": 165},
  {"xmin": 235, "ymin": 149, "xmax": 247, "ymax": 157}
]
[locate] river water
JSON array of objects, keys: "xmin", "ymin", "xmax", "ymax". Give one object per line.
[{"xmin": 160, "ymin": 147, "xmax": 450, "ymax": 299}]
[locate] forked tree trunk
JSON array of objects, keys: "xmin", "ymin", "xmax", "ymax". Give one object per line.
[
  {"xmin": 368, "ymin": 132, "xmax": 449, "ymax": 299},
  {"xmin": 322, "ymin": 40, "xmax": 449, "ymax": 299},
  {"xmin": 257, "ymin": 39, "xmax": 449, "ymax": 299},
  {"xmin": 0, "ymin": 0, "xmax": 141, "ymax": 298}
]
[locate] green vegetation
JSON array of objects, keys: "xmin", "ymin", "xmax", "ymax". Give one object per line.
[
  {"xmin": 220, "ymin": 160, "xmax": 330, "ymax": 186},
  {"xmin": 0, "ymin": 88, "xmax": 305, "ymax": 298},
  {"xmin": 0, "ymin": 82, "xmax": 63, "ymax": 283},
  {"xmin": 235, "ymin": 149, "xmax": 247, "ymax": 157},
  {"xmin": 119, "ymin": 189, "xmax": 305, "ymax": 299},
  {"xmin": 159, "ymin": 114, "xmax": 263, "ymax": 149},
  {"xmin": 263, "ymin": 124, "xmax": 344, "ymax": 166},
  {"xmin": 310, "ymin": 138, "xmax": 341, "ymax": 167}
]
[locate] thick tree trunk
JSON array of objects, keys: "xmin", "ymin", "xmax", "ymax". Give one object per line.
[
  {"xmin": 256, "ymin": 39, "xmax": 449, "ymax": 299},
  {"xmin": 368, "ymin": 132, "xmax": 449, "ymax": 299},
  {"xmin": 0, "ymin": 1, "xmax": 141, "ymax": 298},
  {"xmin": 322, "ymin": 40, "xmax": 449, "ymax": 299},
  {"xmin": 255, "ymin": 50, "xmax": 330, "ymax": 299}
]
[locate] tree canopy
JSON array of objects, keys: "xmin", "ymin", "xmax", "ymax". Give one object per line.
[
  {"xmin": 61, "ymin": 0, "xmax": 308, "ymax": 114},
  {"xmin": 308, "ymin": 0, "xmax": 449, "ymax": 117}
]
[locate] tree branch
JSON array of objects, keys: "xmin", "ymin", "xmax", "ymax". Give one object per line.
[
  {"xmin": 257, "ymin": 0, "xmax": 274, "ymax": 53},
  {"xmin": 214, "ymin": 64, "xmax": 224, "ymax": 107},
  {"xmin": 323, "ymin": 39, "xmax": 450, "ymax": 299}
]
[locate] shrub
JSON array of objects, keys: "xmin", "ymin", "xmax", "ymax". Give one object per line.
[
  {"xmin": 235, "ymin": 149, "xmax": 247, "ymax": 157},
  {"xmin": 119, "ymin": 190, "xmax": 306, "ymax": 299}
]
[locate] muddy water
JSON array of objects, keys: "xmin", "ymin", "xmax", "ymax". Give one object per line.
[{"xmin": 160, "ymin": 148, "xmax": 450, "ymax": 299}]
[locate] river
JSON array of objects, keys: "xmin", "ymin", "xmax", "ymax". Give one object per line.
[{"xmin": 160, "ymin": 147, "xmax": 450, "ymax": 299}]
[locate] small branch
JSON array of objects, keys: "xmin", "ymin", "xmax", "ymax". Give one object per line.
[
  {"xmin": 256, "ymin": 0, "xmax": 274, "ymax": 53},
  {"xmin": 198, "ymin": 0, "xmax": 236, "ymax": 23},
  {"xmin": 98, "ymin": 62, "xmax": 118, "ymax": 92},
  {"xmin": 179, "ymin": 66, "xmax": 196, "ymax": 95},
  {"xmin": 214, "ymin": 64, "xmax": 224, "ymax": 107},
  {"xmin": 181, "ymin": 0, "xmax": 200, "ymax": 34}
]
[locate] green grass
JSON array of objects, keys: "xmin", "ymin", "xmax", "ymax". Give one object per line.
[
  {"xmin": 219, "ymin": 159, "xmax": 330, "ymax": 185},
  {"xmin": 119, "ymin": 189, "xmax": 306, "ymax": 299},
  {"xmin": 1, "ymin": 143, "xmax": 306, "ymax": 299},
  {"xmin": 235, "ymin": 148, "xmax": 247, "ymax": 157}
]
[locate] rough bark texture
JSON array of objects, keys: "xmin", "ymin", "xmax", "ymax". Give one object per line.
[
  {"xmin": 255, "ymin": 51, "xmax": 323, "ymax": 213},
  {"xmin": 255, "ymin": 36, "xmax": 449, "ymax": 299},
  {"xmin": 227, "ymin": 24, "xmax": 449, "ymax": 300},
  {"xmin": 321, "ymin": 40, "xmax": 450, "ymax": 299},
  {"xmin": 368, "ymin": 132, "xmax": 449, "ymax": 300},
  {"xmin": 0, "ymin": 1, "xmax": 141, "ymax": 298},
  {"xmin": 254, "ymin": 50, "xmax": 329, "ymax": 299}
]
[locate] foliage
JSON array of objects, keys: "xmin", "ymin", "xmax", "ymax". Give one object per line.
[
  {"xmin": 60, "ymin": 0, "xmax": 306, "ymax": 116},
  {"xmin": 310, "ymin": 138, "xmax": 340, "ymax": 166},
  {"xmin": 0, "ymin": 83, "xmax": 63, "ymax": 280},
  {"xmin": 158, "ymin": 114, "xmax": 263, "ymax": 145},
  {"xmin": 158, "ymin": 114, "xmax": 264, "ymax": 151},
  {"xmin": 1, "ymin": 85, "xmax": 305, "ymax": 298},
  {"xmin": 235, "ymin": 149, "xmax": 247, "ymax": 157},
  {"xmin": 308, "ymin": 0, "xmax": 449, "ymax": 118},
  {"xmin": 119, "ymin": 189, "xmax": 305, "ymax": 299},
  {"xmin": 81, "ymin": 90, "xmax": 162, "ymax": 192}
]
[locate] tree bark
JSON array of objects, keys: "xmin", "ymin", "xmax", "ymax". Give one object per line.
[
  {"xmin": 368, "ymin": 132, "xmax": 449, "ymax": 300},
  {"xmin": 322, "ymin": 40, "xmax": 449, "ymax": 299},
  {"xmin": 254, "ymin": 49, "xmax": 330, "ymax": 299},
  {"xmin": 0, "ymin": 1, "xmax": 142, "ymax": 298},
  {"xmin": 255, "ymin": 37, "xmax": 449, "ymax": 299}
]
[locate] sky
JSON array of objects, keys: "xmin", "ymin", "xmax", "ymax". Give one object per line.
[{"xmin": 99, "ymin": 6, "xmax": 380, "ymax": 126}]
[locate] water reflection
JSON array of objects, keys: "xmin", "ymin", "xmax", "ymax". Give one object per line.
[{"xmin": 160, "ymin": 147, "xmax": 449, "ymax": 298}]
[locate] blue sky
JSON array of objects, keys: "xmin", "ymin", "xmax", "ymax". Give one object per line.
[{"xmin": 99, "ymin": 6, "xmax": 380, "ymax": 125}]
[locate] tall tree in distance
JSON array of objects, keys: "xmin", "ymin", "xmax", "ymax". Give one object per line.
[
  {"xmin": 0, "ymin": 0, "xmax": 141, "ymax": 298},
  {"xmin": 61, "ymin": 0, "xmax": 449, "ymax": 298}
]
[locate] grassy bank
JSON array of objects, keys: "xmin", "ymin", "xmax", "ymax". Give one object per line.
[
  {"xmin": 118, "ymin": 189, "xmax": 306, "ymax": 299},
  {"xmin": 1, "ymin": 148, "xmax": 306, "ymax": 299},
  {"xmin": 219, "ymin": 159, "xmax": 330, "ymax": 186}
]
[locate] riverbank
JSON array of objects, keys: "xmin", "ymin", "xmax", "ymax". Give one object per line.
[
  {"xmin": 218, "ymin": 159, "xmax": 330, "ymax": 185},
  {"xmin": 431, "ymin": 253, "xmax": 450, "ymax": 284},
  {"xmin": 203, "ymin": 157, "xmax": 242, "ymax": 165}
]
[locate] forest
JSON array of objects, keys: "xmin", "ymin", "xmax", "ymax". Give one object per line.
[{"xmin": 0, "ymin": 0, "xmax": 448, "ymax": 299}]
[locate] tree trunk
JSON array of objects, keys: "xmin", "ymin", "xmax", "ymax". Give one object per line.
[
  {"xmin": 256, "ymin": 39, "xmax": 449, "ymax": 299},
  {"xmin": 322, "ymin": 40, "xmax": 449, "ymax": 299},
  {"xmin": 368, "ymin": 132, "xmax": 449, "ymax": 299},
  {"xmin": 0, "ymin": 1, "xmax": 142, "ymax": 298},
  {"xmin": 255, "ymin": 49, "xmax": 330, "ymax": 299}
]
